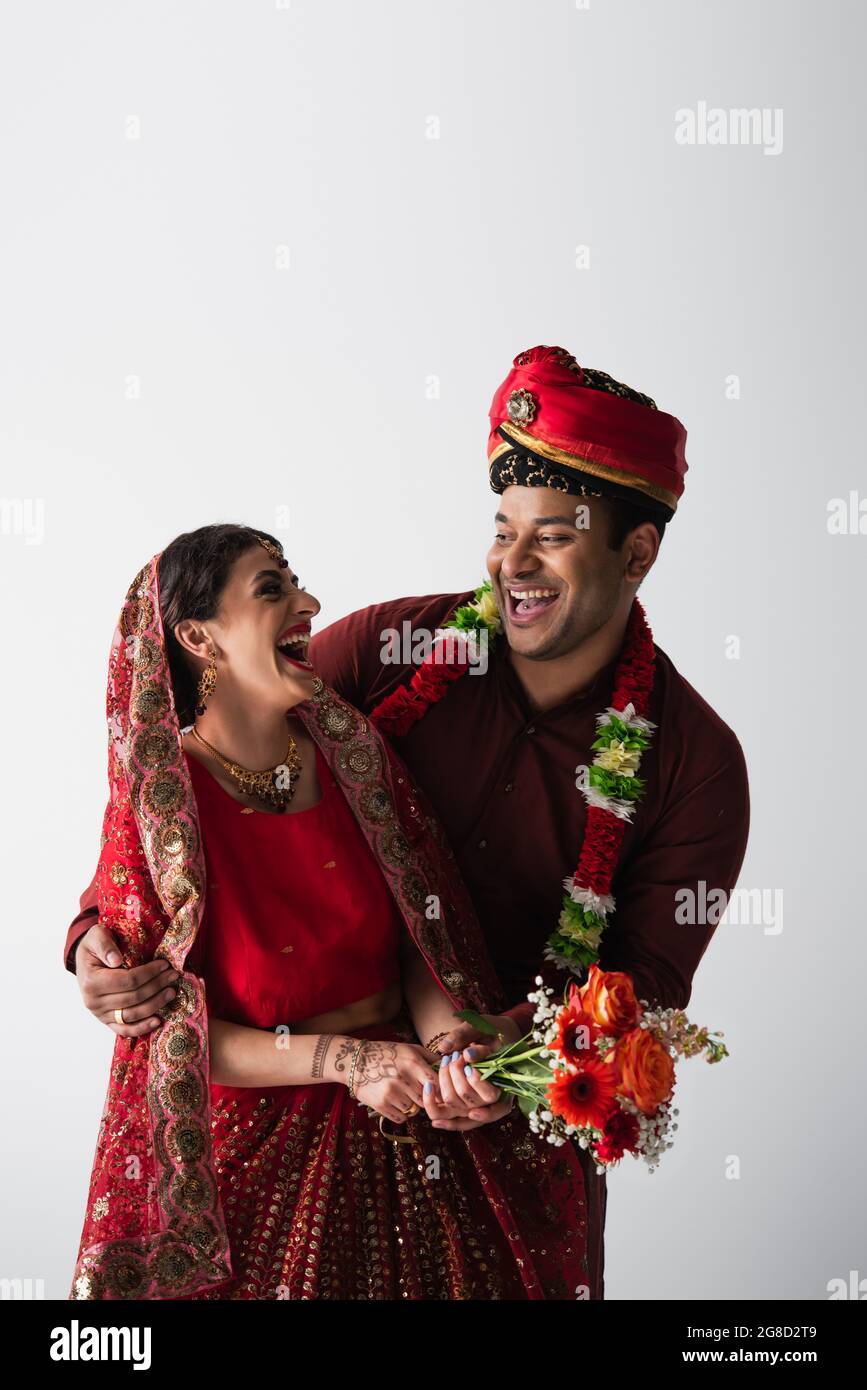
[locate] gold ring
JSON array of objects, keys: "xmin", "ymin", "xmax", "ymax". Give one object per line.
[
  {"xmin": 401, "ymin": 1102, "xmax": 420, "ymax": 1117},
  {"xmin": 114, "ymin": 1008, "xmax": 125, "ymax": 1025}
]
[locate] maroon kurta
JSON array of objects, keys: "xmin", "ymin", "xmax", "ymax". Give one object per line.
[
  {"xmin": 300, "ymin": 593, "xmax": 749, "ymax": 1015},
  {"xmin": 65, "ymin": 590, "xmax": 749, "ymax": 1299}
]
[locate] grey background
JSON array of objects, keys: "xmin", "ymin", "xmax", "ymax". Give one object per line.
[{"xmin": 1, "ymin": 0, "xmax": 864, "ymax": 1299}]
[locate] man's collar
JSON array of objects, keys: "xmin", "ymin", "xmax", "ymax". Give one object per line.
[{"xmin": 497, "ymin": 644, "xmax": 620, "ymax": 720}]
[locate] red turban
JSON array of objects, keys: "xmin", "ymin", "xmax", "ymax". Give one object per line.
[{"xmin": 487, "ymin": 345, "xmax": 688, "ymax": 514}]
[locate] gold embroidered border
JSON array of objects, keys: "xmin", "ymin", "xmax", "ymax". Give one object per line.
[
  {"xmin": 71, "ymin": 558, "xmax": 232, "ymax": 1300},
  {"xmin": 293, "ymin": 679, "xmax": 499, "ymax": 1015},
  {"xmin": 490, "ymin": 423, "xmax": 679, "ymax": 510}
]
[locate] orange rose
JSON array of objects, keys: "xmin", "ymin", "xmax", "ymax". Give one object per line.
[
  {"xmin": 575, "ymin": 965, "xmax": 640, "ymax": 1036},
  {"xmin": 615, "ymin": 1028, "xmax": 675, "ymax": 1112}
]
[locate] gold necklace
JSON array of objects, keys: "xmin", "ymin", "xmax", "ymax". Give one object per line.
[{"xmin": 191, "ymin": 723, "xmax": 302, "ymax": 811}]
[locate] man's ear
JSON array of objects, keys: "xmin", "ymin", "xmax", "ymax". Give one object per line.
[
  {"xmin": 623, "ymin": 522, "xmax": 660, "ymax": 585},
  {"xmin": 173, "ymin": 619, "xmax": 214, "ymax": 662}
]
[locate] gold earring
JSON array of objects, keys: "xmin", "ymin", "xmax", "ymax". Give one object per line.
[{"xmin": 195, "ymin": 651, "xmax": 217, "ymax": 716}]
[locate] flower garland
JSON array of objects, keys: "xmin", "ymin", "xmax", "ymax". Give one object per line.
[{"xmin": 369, "ymin": 581, "xmax": 657, "ymax": 978}]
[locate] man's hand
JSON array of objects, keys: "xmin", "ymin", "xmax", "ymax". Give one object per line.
[
  {"xmin": 74, "ymin": 922, "xmax": 179, "ymax": 1038},
  {"xmin": 420, "ymin": 1013, "xmax": 522, "ymax": 1129}
]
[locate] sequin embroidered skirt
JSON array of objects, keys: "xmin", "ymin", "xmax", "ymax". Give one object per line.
[{"xmin": 177, "ymin": 1020, "xmax": 597, "ymax": 1301}]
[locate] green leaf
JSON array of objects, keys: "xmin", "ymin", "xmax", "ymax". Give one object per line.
[
  {"xmin": 548, "ymin": 931, "xmax": 599, "ymax": 968},
  {"xmin": 588, "ymin": 766, "xmax": 645, "ymax": 800},
  {"xmin": 449, "ymin": 607, "xmax": 485, "ymax": 632}
]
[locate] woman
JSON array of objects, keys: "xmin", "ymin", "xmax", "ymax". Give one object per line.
[{"xmin": 70, "ymin": 524, "xmax": 591, "ymax": 1300}]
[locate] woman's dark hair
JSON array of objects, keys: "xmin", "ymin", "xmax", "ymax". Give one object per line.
[{"xmin": 158, "ymin": 523, "xmax": 283, "ymax": 727}]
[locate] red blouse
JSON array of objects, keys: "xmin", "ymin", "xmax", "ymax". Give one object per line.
[{"xmin": 184, "ymin": 741, "xmax": 403, "ymax": 1030}]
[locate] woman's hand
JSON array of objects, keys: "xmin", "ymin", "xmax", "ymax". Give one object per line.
[
  {"xmin": 426, "ymin": 1013, "xmax": 524, "ymax": 1064},
  {"xmin": 420, "ymin": 1013, "xmax": 523, "ymax": 1129},
  {"xmin": 348, "ymin": 1040, "xmax": 439, "ymax": 1124},
  {"xmin": 421, "ymin": 1052, "xmax": 516, "ymax": 1130}
]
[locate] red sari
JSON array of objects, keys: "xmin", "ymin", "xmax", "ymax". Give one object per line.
[{"xmin": 70, "ymin": 557, "xmax": 592, "ymax": 1300}]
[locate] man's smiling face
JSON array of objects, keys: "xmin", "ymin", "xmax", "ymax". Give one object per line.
[{"xmin": 485, "ymin": 485, "xmax": 628, "ymax": 661}]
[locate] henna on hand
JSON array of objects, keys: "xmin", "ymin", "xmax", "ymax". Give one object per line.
[
  {"xmin": 311, "ymin": 1033, "xmax": 335, "ymax": 1079},
  {"xmin": 331, "ymin": 1037, "xmax": 358, "ymax": 1077},
  {"xmin": 354, "ymin": 1041, "xmax": 399, "ymax": 1087}
]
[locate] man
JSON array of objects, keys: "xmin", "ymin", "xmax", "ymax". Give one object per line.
[{"xmin": 64, "ymin": 344, "xmax": 749, "ymax": 1299}]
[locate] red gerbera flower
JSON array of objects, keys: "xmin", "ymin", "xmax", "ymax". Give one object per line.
[
  {"xmin": 596, "ymin": 1107, "xmax": 640, "ymax": 1164},
  {"xmin": 547, "ymin": 1057, "xmax": 618, "ymax": 1131},
  {"xmin": 552, "ymin": 1005, "xmax": 600, "ymax": 1068}
]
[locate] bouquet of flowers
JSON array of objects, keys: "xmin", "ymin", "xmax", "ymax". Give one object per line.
[{"xmin": 458, "ymin": 965, "xmax": 728, "ymax": 1173}]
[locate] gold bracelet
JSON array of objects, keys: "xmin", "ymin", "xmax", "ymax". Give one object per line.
[
  {"xmin": 347, "ymin": 1040, "xmax": 365, "ymax": 1098},
  {"xmin": 424, "ymin": 1030, "xmax": 450, "ymax": 1052}
]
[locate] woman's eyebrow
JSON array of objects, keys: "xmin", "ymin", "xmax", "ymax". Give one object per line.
[{"xmin": 251, "ymin": 567, "xmax": 301, "ymax": 587}]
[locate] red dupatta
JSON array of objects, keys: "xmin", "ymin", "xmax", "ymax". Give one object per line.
[{"xmin": 70, "ymin": 555, "xmax": 588, "ymax": 1300}]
